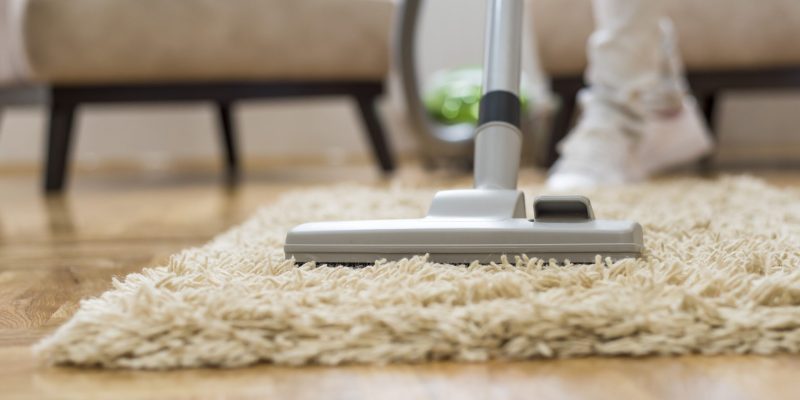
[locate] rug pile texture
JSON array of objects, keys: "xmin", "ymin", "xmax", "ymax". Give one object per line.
[{"xmin": 35, "ymin": 175, "xmax": 800, "ymax": 369}]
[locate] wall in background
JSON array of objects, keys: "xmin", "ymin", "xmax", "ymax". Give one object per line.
[{"xmin": 0, "ymin": 0, "xmax": 798, "ymax": 168}]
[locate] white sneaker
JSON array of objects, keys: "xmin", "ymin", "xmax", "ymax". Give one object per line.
[
  {"xmin": 546, "ymin": 102, "xmax": 639, "ymax": 191},
  {"xmin": 636, "ymin": 97, "xmax": 714, "ymax": 179},
  {"xmin": 546, "ymin": 97, "xmax": 713, "ymax": 191}
]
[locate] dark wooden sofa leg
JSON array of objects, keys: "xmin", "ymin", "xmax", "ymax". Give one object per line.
[
  {"xmin": 44, "ymin": 101, "xmax": 77, "ymax": 193},
  {"xmin": 700, "ymin": 93, "xmax": 718, "ymax": 131},
  {"xmin": 699, "ymin": 92, "xmax": 719, "ymax": 171},
  {"xmin": 216, "ymin": 101, "xmax": 239, "ymax": 184},
  {"xmin": 547, "ymin": 88, "xmax": 579, "ymax": 167},
  {"xmin": 355, "ymin": 94, "xmax": 395, "ymax": 173}
]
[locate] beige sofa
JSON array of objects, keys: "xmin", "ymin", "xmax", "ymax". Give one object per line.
[
  {"xmin": 532, "ymin": 0, "xmax": 800, "ymax": 76},
  {"xmin": 529, "ymin": 0, "xmax": 800, "ymax": 165},
  {"xmin": 0, "ymin": 0, "xmax": 396, "ymax": 192}
]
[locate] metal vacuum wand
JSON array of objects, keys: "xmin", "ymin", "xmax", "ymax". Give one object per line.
[{"xmin": 474, "ymin": 0, "xmax": 524, "ymax": 191}]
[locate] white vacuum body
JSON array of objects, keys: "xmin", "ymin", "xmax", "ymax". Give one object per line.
[{"xmin": 284, "ymin": 0, "xmax": 644, "ymax": 265}]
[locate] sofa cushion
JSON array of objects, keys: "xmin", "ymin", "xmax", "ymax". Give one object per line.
[
  {"xmin": 531, "ymin": 0, "xmax": 800, "ymax": 76},
  {"xmin": 14, "ymin": 0, "xmax": 393, "ymax": 84}
]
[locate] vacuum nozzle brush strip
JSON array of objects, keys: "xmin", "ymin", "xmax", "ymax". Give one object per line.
[{"xmin": 284, "ymin": 0, "xmax": 644, "ymax": 265}]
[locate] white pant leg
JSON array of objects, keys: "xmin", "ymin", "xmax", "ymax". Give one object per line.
[
  {"xmin": 588, "ymin": 0, "xmax": 663, "ymax": 98},
  {"xmin": 584, "ymin": 0, "xmax": 684, "ymax": 121}
]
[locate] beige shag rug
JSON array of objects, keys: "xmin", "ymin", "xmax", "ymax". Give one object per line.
[{"xmin": 35, "ymin": 175, "xmax": 800, "ymax": 369}]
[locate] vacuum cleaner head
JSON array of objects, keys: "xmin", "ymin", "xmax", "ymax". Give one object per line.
[{"xmin": 285, "ymin": 191, "xmax": 643, "ymax": 265}]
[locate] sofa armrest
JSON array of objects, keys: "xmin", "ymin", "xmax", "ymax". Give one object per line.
[{"xmin": 0, "ymin": 0, "xmax": 32, "ymax": 85}]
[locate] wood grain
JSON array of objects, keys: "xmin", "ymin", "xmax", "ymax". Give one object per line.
[{"xmin": 1, "ymin": 165, "xmax": 799, "ymax": 400}]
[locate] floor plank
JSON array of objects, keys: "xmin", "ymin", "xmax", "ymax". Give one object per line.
[{"xmin": 1, "ymin": 164, "xmax": 800, "ymax": 399}]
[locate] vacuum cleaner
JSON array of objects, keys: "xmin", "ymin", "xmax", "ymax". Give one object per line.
[{"xmin": 285, "ymin": 0, "xmax": 643, "ymax": 265}]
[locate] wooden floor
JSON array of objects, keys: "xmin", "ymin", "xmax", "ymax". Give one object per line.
[{"xmin": 2, "ymin": 163, "xmax": 800, "ymax": 400}]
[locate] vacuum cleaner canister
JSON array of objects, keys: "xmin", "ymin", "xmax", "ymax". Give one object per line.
[{"xmin": 285, "ymin": 192, "xmax": 643, "ymax": 265}]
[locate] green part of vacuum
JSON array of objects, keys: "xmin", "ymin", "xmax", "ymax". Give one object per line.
[{"xmin": 424, "ymin": 66, "xmax": 530, "ymax": 126}]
